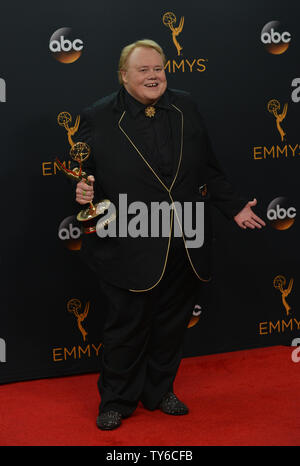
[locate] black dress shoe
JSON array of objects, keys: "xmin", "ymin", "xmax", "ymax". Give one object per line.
[
  {"xmin": 96, "ymin": 410, "xmax": 122, "ymax": 430},
  {"xmin": 159, "ymin": 392, "xmax": 189, "ymax": 415}
]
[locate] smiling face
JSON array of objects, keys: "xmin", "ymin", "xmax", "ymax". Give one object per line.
[{"xmin": 120, "ymin": 46, "xmax": 167, "ymax": 105}]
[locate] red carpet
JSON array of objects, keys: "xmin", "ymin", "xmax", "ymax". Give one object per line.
[{"xmin": 0, "ymin": 345, "xmax": 299, "ymax": 446}]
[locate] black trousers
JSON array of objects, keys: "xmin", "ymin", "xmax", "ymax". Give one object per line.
[{"xmin": 97, "ymin": 237, "xmax": 201, "ymax": 417}]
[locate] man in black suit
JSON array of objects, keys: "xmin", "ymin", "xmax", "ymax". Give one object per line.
[{"xmin": 74, "ymin": 39, "xmax": 265, "ymax": 430}]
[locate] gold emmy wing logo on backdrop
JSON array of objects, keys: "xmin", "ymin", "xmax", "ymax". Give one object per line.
[
  {"xmin": 41, "ymin": 110, "xmax": 78, "ymax": 176},
  {"xmin": 51, "ymin": 297, "xmax": 102, "ymax": 362},
  {"xmin": 258, "ymin": 275, "xmax": 298, "ymax": 336},
  {"xmin": 267, "ymin": 99, "xmax": 288, "ymax": 142},
  {"xmin": 67, "ymin": 298, "xmax": 90, "ymax": 341},
  {"xmin": 161, "ymin": 12, "xmax": 207, "ymax": 73},
  {"xmin": 253, "ymin": 98, "xmax": 299, "ymax": 160},
  {"xmin": 51, "ymin": 297, "xmax": 103, "ymax": 363},
  {"xmin": 162, "ymin": 11, "xmax": 184, "ymax": 56},
  {"xmin": 258, "ymin": 275, "xmax": 300, "ymax": 335},
  {"xmin": 57, "ymin": 111, "xmax": 80, "ymax": 148},
  {"xmin": 273, "ymin": 275, "xmax": 294, "ymax": 316}
]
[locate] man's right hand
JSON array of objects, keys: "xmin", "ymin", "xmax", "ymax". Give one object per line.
[{"xmin": 76, "ymin": 175, "xmax": 95, "ymax": 205}]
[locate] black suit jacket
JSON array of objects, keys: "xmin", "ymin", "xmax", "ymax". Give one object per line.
[{"xmin": 73, "ymin": 88, "xmax": 245, "ymax": 290}]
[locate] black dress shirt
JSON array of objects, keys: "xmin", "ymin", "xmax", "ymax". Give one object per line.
[{"xmin": 123, "ymin": 88, "xmax": 175, "ymax": 187}]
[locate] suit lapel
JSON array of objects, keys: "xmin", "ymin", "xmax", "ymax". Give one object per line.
[
  {"xmin": 118, "ymin": 110, "xmax": 170, "ymax": 191},
  {"xmin": 118, "ymin": 110, "xmax": 161, "ymax": 173},
  {"xmin": 168, "ymin": 104, "xmax": 183, "ymax": 191},
  {"xmin": 117, "ymin": 99, "xmax": 183, "ymax": 194}
]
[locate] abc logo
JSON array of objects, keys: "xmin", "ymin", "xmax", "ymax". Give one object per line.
[
  {"xmin": 261, "ymin": 21, "xmax": 291, "ymax": 55},
  {"xmin": 58, "ymin": 216, "xmax": 82, "ymax": 250},
  {"xmin": 267, "ymin": 197, "xmax": 296, "ymax": 230},
  {"xmin": 49, "ymin": 27, "xmax": 83, "ymax": 63},
  {"xmin": 188, "ymin": 304, "xmax": 202, "ymax": 328}
]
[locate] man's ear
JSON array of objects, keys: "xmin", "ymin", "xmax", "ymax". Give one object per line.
[{"xmin": 120, "ymin": 69, "xmax": 128, "ymax": 84}]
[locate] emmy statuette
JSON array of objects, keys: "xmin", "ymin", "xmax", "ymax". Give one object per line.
[{"xmin": 55, "ymin": 111, "xmax": 116, "ymax": 234}]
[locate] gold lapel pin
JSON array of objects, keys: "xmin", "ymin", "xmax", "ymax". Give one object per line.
[{"xmin": 145, "ymin": 106, "xmax": 156, "ymax": 118}]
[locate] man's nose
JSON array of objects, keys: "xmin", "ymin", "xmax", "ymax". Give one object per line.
[{"xmin": 147, "ymin": 68, "xmax": 159, "ymax": 78}]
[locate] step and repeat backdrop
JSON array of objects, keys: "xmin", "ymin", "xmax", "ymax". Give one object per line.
[{"xmin": 0, "ymin": 0, "xmax": 299, "ymax": 383}]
